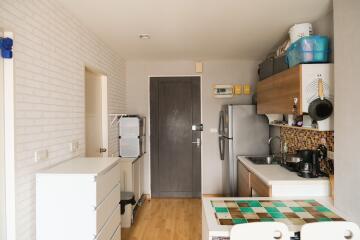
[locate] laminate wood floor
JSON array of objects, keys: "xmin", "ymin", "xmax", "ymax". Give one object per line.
[{"xmin": 122, "ymin": 198, "xmax": 202, "ymax": 240}]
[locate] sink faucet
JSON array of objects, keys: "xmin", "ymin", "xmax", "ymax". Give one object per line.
[{"xmin": 268, "ymin": 136, "xmax": 283, "ymax": 162}]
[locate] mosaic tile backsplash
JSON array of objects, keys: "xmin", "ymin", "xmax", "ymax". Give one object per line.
[{"xmin": 280, "ymin": 127, "xmax": 334, "ymax": 153}]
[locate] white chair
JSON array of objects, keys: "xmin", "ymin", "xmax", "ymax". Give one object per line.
[
  {"xmin": 301, "ymin": 222, "xmax": 360, "ymax": 240},
  {"xmin": 230, "ymin": 222, "xmax": 290, "ymax": 240}
]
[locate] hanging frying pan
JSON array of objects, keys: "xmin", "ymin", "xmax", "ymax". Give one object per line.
[{"xmin": 308, "ymin": 78, "xmax": 333, "ymax": 121}]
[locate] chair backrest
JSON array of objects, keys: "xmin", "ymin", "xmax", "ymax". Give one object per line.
[
  {"xmin": 301, "ymin": 222, "xmax": 360, "ymax": 240},
  {"xmin": 230, "ymin": 222, "xmax": 290, "ymax": 240}
]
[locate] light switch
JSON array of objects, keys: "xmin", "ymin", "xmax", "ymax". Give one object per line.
[
  {"xmin": 243, "ymin": 84, "xmax": 251, "ymax": 95},
  {"xmin": 69, "ymin": 141, "xmax": 80, "ymax": 153},
  {"xmin": 234, "ymin": 85, "xmax": 242, "ymax": 95},
  {"xmin": 35, "ymin": 150, "xmax": 48, "ymax": 163},
  {"xmin": 195, "ymin": 62, "xmax": 203, "ymax": 73}
]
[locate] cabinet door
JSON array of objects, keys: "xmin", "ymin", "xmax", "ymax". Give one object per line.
[
  {"xmin": 237, "ymin": 162, "xmax": 251, "ymax": 197},
  {"xmin": 257, "ymin": 65, "xmax": 302, "ymax": 114},
  {"xmin": 250, "ymin": 173, "xmax": 271, "ymax": 197}
]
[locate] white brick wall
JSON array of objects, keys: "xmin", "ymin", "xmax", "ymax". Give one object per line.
[{"xmin": 0, "ymin": 0, "xmax": 126, "ymax": 239}]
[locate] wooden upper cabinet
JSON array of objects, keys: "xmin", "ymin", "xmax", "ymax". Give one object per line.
[{"xmin": 257, "ymin": 65, "xmax": 302, "ymax": 115}]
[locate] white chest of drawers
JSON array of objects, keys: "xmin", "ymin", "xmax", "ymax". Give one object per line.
[{"xmin": 36, "ymin": 157, "xmax": 122, "ymax": 240}]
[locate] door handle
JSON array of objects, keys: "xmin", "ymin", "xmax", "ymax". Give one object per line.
[
  {"xmin": 219, "ymin": 136, "xmax": 225, "ymax": 160},
  {"xmin": 192, "ymin": 138, "xmax": 201, "ymax": 147},
  {"xmin": 100, "ymin": 148, "xmax": 107, "ymax": 153}
]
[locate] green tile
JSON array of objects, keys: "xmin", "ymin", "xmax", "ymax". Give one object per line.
[
  {"xmin": 215, "ymin": 207, "xmax": 229, "ymax": 213},
  {"xmin": 273, "ymin": 202, "xmax": 286, "ymax": 207},
  {"xmin": 269, "ymin": 212, "xmax": 285, "ymax": 219},
  {"xmin": 318, "ymin": 217, "xmax": 332, "ymax": 222},
  {"xmin": 265, "ymin": 207, "xmax": 280, "ymax": 213},
  {"xmin": 232, "ymin": 218, "xmax": 248, "ymax": 224},
  {"xmin": 260, "ymin": 218, "xmax": 275, "ymax": 222},
  {"xmin": 315, "ymin": 206, "xmax": 331, "ymax": 212},
  {"xmin": 304, "ymin": 199, "xmax": 317, "ymax": 203},
  {"xmin": 248, "ymin": 201, "xmax": 262, "ymax": 207},
  {"xmin": 290, "ymin": 207, "xmax": 306, "ymax": 212},
  {"xmin": 239, "ymin": 207, "xmax": 254, "ymax": 213}
]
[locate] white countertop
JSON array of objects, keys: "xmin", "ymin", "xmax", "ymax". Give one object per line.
[
  {"xmin": 38, "ymin": 157, "xmax": 123, "ymax": 175},
  {"xmin": 238, "ymin": 156, "xmax": 329, "ymax": 186}
]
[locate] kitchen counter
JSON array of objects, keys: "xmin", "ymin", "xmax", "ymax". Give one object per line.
[
  {"xmin": 238, "ymin": 156, "xmax": 330, "ymax": 197},
  {"xmin": 202, "ymin": 196, "xmax": 344, "ymax": 240}
]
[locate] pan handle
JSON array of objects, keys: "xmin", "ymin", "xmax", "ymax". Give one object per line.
[{"xmin": 318, "ymin": 77, "xmax": 324, "ymax": 100}]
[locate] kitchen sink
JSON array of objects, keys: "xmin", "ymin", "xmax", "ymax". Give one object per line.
[{"xmin": 246, "ymin": 156, "xmax": 280, "ymax": 165}]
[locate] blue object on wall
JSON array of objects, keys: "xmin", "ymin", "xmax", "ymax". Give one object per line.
[{"xmin": 0, "ymin": 37, "xmax": 13, "ymax": 59}]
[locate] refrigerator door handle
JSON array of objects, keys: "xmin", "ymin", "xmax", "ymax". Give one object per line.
[
  {"xmin": 219, "ymin": 137, "xmax": 225, "ymax": 160},
  {"xmin": 218, "ymin": 111, "xmax": 224, "ymax": 136}
]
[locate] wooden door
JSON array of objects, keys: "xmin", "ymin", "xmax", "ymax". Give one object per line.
[{"xmin": 150, "ymin": 77, "xmax": 201, "ymax": 198}]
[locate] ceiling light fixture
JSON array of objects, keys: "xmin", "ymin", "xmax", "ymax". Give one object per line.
[{"xmin": 139, "ymin": 34, "xmax": 151, "ymax": 40}]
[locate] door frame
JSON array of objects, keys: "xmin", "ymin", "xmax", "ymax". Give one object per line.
[
  {"xmin": 84, "ymin": 66, "xmax": 108, "ymax": 157},
  {"xmin": 1, "ymin": 31, "xmax": 16, "ymax": 240},
  {"xmin": 148, "ymin": 75, "xmax": 203, "ymax": 198}
]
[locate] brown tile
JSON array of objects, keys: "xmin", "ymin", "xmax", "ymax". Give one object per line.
[
  {"xmin": 304, "ymin": 207, "xmax": 316, "ymax": 212},
  {"xmin": 219, "ymin": 219, "xmax": 233, "ymax": 225},
  {"xmin": 310, "ymin": 212, "xmax": 326, "ymax": 218},
  {"xmin": 230, "ymin": 213, "xmax": 244, "ymax": 218},
  {"xmin": 304, "ymin": 218, "xmax": 318, "ymax": 223},
  {"xmin": 257, "ymin": 213, "xmax": 272, "ymax": 218},
  {"xmin": 284, "ymin": 212, "xmax": 298, "ymax": 218},
  {"xmin": 310, "ymin": 202, "xmax": 322, "ymax": 206},
  {"xmin": 237, "ymin": 202, "xmax": 249, "ymax": 207},
  {"xmin": 331, "ymin": 218, "xmax": 346, "ymax": 221},
  {"xmin": 248, "ymin": 219, "xmax": 261, "ymax": 222},
  {"xmin": 228, "ymin": 207, "xmax": 240, "ymax": 212}
]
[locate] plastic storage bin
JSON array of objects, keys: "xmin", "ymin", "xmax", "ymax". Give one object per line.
[
  {"xmin": 286, "ymin": 36, "xmax": 330, "ymax": 67},
  {"xmin": 258, "ymin": 57, "xmax": 274, "ymax": 80}
]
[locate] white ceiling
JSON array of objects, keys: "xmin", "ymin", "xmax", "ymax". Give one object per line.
[{"xmin": 59, "ymin": 0, "xmax": 332, "ymax": 60}]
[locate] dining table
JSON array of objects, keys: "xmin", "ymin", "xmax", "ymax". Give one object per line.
[{"xmin": 202, "ymin": 196, "xmax": 347, "ymax": 240}]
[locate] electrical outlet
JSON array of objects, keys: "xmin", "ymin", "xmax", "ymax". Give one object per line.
[
  {"xmin": 69, "ymin": 141, "xmax": 80, "ymax": 153},
  {"xmin": 35, "ymin": 150, "xmax": 48, "ymax": 163}
]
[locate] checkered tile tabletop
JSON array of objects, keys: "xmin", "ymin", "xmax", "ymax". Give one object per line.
[{"xmin": 211, "ymin": 199, "xmax": 344, "ymax": 227}]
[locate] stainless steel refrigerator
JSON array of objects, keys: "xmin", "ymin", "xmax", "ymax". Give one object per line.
[{"xmin": 218, "ymin": 105, "xmax": 269, "ymax": 197}]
